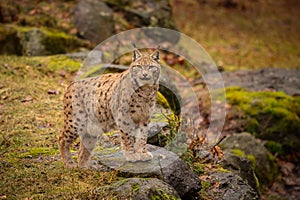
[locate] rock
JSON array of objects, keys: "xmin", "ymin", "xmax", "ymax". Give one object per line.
[
  {"xmin": 92, "ymin": 178, "xmax": 181, "ymax": 199},
  {"xmin": 0, "ymin": 24, "xmax": 87, "ymax": 56},
  {"xmin": 0, "ymin": 0, "xmax": 18, "ymax": 23},
  {"xmin": 105, "ymin": 0, "xmax": 179, "ymax": 44},
  {"xmin": 106, "ymin": 0, "xmax": 176, "ymax": 29},
  {"xmin": 0, "ymin": 24, "xmax": 22, "ymax": 55},
  {"xmin": 94, "ymin": 144, "xmax": 201, "ymax": 199},
  {"xmin": 222, "ymin": 68, "xmax": 300, "ymax": 96},
  {"xmin": 73, "ymin": 0, "xmax": 115, "ymax": 44},
  {"xmin": 147, "ymin": 122, "xmax": 169, "ymax": 147},
  {"xmin": 202, "ymin": 171, "xmax": 259, "ymax": 200},
  {"xmin": 222, "ymin": 151, "xmax": 259, "ymax": 193},
  {"xmin": 221, "ymin": 132, "xmax": 279, "ymax": 185}
]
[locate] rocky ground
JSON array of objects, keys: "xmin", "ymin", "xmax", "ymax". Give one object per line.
[{"xmin": 222, "ymin": 68, "xmax": 300, "ymax": 97}]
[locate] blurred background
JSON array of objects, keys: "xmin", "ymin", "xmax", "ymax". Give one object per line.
[{"xmin": 1, "ymin": 0, "xmax": 299, "ymax": 70}]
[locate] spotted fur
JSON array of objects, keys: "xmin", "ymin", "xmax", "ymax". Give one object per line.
[{"xmin": 58, "ymin": 48, "xmax": 161, "ymax": 168}]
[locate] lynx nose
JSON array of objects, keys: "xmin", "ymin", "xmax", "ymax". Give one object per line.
[{"xmin": 142, "ymin": 71, "xmax": 148, "ymax": 77}]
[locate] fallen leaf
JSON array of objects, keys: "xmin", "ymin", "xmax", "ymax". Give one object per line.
[
  {"xmin": 21, "ymin": 96, "xmax": 33, "ymax": 102},
  {"xmin": 59, "ymin": 70, "xmax": 67, "ymax": 78},
  {"xmin": 1, "ymin": 96, "xmax": 8, "ymax": 100},
  {"xmin": 213, "ymin": 181, "xmax": 220, "ymax": 187},
  {"xmin": 47, "ymin": 89, "xmax": 60, "ymax": 95},
  {"xmin": 29, "ymin": 9, "xmax": 37, "ymax": 15}
]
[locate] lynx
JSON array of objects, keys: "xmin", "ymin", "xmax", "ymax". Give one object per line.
[{"xmin": 58, "ymin": 47, "xmax": 161, "ymax": 168}]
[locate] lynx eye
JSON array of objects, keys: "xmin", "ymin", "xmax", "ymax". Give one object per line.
[
  {"xmin": 149, "ymin": 66, "xmax": 158, "ymax": 71},
  {"xmin": 133, "ymin": 65, "xmax": 142, "ymax": 70}
]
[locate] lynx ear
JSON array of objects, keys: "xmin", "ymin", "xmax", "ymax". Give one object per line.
[
  {"xmin": 132, "ymin": 42, "xmax": 142, "ymax": 61},
  {"xmin": 132, "ymin": 49, "xmax": 142, "ymax": 62},
  {"xmin": 150, "ymin": 49, "xmax": 160, "ymax": 62}
]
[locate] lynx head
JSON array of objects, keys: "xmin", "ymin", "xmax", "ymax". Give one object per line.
[{"xmin": 129, "ymin": 48, "xmax": 161, "ymax": 87}]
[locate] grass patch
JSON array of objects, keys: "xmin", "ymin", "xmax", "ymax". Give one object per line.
[{"xmin": 0, "ymin": 55, "xmax": 121, "ymax": 199}]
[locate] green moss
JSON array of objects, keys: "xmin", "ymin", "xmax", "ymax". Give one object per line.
[
  {"xmin": 231, "ymin": 149, "xmax": 246, "ymax": 157},
  {"xmin": 217, "ymin": 167, "xmax": 232, "ymax": 173},
  {"xmin": 0, "ymin": 24, "xmax": 87, "ymax": 56},
  {"xmin": 40, "ymin": 27, "xmax": 84, "ymax": 54},
  {"xmin": 199, "ymin": 181, "xmax": 211, "ymax": 199},
  {"xmin": 264, "ymin": 141, "xmax": 283, "ymax": 155},
  {"xmin": 45, "ymin": 55, "xmax": 81, "ymax": 73},
  {"xmin": 132, "ymin": 183, "xmax": 140, "ymax": 192},
  {"xmin": 246, "ymin": 154, "xmax": 256, "ymax": 168},
  {"xmin": 18, "ymin": 147, "xmax": 58, "ymax": 158},
  {"xmin": 193, "ymin": 162, "xmax": 204, "ymax": 175},
  {"xmin": 226, "ymin": 87, "xmax": 300, "ymax": 155},
  {"xmin": 231, "ymin": 149, "xmax": 256, "ymax": 168},
  {"xmin": 150, "ymin": 188, "xmax": 179, "ymax": 200}
]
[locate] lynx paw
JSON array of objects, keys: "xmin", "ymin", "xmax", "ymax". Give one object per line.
[
  {"xmin": 124, "ymin": 151, "xmax": 139, "ymax": 162},
  {"xmin": 79, "ymin": 160, "xmax": 105, "ymax": 170},
  {"xmin": 139, "ymin": 151, "xmax": 153, "ymax": 161},
  {"xmin": 65, "ymin": 160, "xmax": 77, "ymax": 169}
]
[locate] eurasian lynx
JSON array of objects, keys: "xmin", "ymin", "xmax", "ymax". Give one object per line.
[{"xmin": 58, "ymin": 47, "xmax": 161, "ymax": 168}]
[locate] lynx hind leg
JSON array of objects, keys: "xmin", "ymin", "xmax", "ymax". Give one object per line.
[
  {"xmin": 120, "ymin": 130, "xmax": 138, "ymax": 162},
  {"xmin": 58, "ymin": 127, "xmax": 78, "ymax": 168},
  {"xmin": 78, "ymin": 134, "xmax": 98, "ymax": 168},
  {"xmin": 78, "ymin": 121, "xmax": 101, "ymax": 169},
  {"xmin": 135, "ymin": 125, "xmax": 153, "ymax": 161},
  {"xmin": 58, "ymin": 87, "xmax": 78, "ymax": 168}
]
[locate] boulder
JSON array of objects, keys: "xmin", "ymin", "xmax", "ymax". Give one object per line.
[
  {"xmin": 221, "ymin": 132, "xmax": 279, "ymax": 185},
  {"xmin": 105, "ymin": 0, "xmax": 177, "ymax": 29},
  {"xmin": 202, "ymin": 171, "xmax": 259, "ymax": 200},
  {"xmin": 222, "ymin": 151, "xmax": 259, "ymax": 193},
  {"xmin": 0, "ymin": 24, "xmax": 87, "ymax": 56},
  {"xmin": 94, "ymin": 144, "xmax": 201, "ymax": 199},
  {"xmin": 73, "ymin": 0, "xmax": 115, "ymax": 44},
  {"xmin": 92, "ymin": 178, "xmax": 181, "ymax": 199},
  {"xmin": 104, "ymin": 0, "xmax": 179, "ymax": 44}
]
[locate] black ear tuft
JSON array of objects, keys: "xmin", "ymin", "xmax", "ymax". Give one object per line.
[
  {"xmin": 132, "ymin": 42, "xmax": 137, "ymax": 49},
  {"xmin": 150, "ymin": 49, "xmax": 160, "ymax": 62}
]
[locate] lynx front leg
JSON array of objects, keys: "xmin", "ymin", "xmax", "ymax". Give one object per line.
[
  {"xmin": 120, "ymin": 130, "xmax": 138, "ymax": 162},
  {"xmin": 135, "ymin": 123, "xmax": 153, "ymax": 161}
]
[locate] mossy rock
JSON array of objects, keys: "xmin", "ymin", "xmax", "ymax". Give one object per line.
[
  {"xmin": 226, "ymin": 87, "xmax": 300, "ymax": 156},
  {"xmin": 92, "ymin": 178, "xmax": 180, "ymax": 199},
  {"xmin": 0, "ymin": 24, "xmax": 88, "ymax": 56},
  {"xmin": 221, "ymin": 132, "xmax": 279, "ymax": 185}
]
